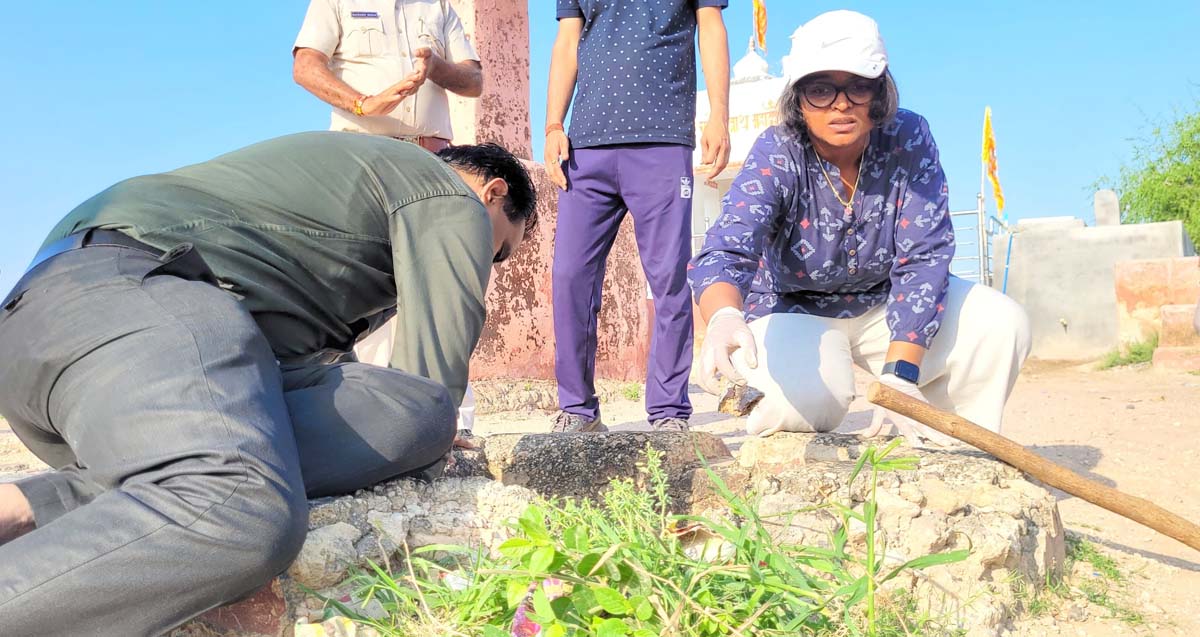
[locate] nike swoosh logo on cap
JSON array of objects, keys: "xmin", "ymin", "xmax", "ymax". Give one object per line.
[{"xmin": 820, "ymin": 36, "xmax": 854, "ymax": 47}]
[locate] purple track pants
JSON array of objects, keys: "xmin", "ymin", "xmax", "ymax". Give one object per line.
[{"xmin": 552, "ymin": 143, "xmax": 695, "ymax": 422}]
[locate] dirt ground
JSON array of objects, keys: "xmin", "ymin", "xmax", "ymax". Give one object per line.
[
  {"xmin": 2, "ymin": 360, "xmax": 1198, "ymax": 635},
  {"xmin": 1000, "ymin": 362, "xmax": 1200, "ymax": 637}
]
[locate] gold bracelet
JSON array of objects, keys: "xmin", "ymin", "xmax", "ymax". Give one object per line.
[{"xmin": 353, "ymin": 96, "xmax": 367, "ymax": 117}]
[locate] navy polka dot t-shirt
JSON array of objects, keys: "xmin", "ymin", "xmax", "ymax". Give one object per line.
[{"xmin": 557, "ymin": 0, "xmax": 728, "ymax": 149}]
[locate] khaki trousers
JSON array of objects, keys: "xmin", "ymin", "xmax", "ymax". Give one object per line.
[{"xmin": 734, "ymin": 277, "xmax": 1031, "ymax": 436}]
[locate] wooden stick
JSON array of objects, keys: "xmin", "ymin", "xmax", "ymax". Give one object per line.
[{"xmin": 868, "ymin": 381, "xmax": 1200, "ymax": 553}]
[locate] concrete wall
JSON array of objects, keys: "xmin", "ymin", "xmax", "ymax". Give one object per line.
[
  {"xmin": 447, "ymin": 0, "xmax": 653, "ymax": 382},
  {"xmin": 991, "ymin": 220, "xmax": 1195, "ymax": 360},
  {"xmin": 1114, "ymin": 256, "xmax": 1200, "ymax": 371},
  {"xmin": 1114, "ymin": 256, "xmax": 1200, "ymax": 347}
]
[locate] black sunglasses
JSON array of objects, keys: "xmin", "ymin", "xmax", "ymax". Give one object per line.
[{"xmin": 799, "ymin": 78, "xmax": 880, "ymax": 109}]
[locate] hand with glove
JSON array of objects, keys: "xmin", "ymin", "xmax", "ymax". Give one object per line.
[
  {"xmin": 698, "ymin": 307, "xmax": 759, "ymax": 396},
  {"xmin": 862, "ymin": 372, "xmax": 959, "ymax": 448}
]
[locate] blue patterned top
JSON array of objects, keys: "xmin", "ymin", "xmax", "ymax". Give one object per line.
[{"xmin": 688, "ymin": 109, "xmax": 955, "ymax": 348}]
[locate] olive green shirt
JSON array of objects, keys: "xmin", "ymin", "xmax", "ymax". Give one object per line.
[{"xmin": 43, "ymin": 131, "xmax": 492, "ymax": 406}]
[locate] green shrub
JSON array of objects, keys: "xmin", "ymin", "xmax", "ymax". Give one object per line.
[{"xmin": 1101, "ymin": 105, "xmax": 1200, "ymax": 245}]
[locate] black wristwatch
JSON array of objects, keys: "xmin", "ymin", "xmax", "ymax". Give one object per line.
[{"xmin": 882, "ymin": 360, "xmax": 920, "ymax": 385}]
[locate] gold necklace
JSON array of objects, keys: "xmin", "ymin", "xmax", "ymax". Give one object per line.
[{"xmin": 817, "ymin": 149, "xmax": 866, "ymax": 217}]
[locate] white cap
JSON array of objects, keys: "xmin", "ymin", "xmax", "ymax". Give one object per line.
[{"xmin": 788, "ymin": 10, "xmax": 888, "ymax": 81}]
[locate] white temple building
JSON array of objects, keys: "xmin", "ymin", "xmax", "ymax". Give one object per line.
[{"xmin": 691, "ymin": 36, "xmax": 797, "ymax": 253}]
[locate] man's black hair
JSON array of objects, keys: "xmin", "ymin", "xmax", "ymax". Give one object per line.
[{"xmin": 436, "ymin": 143, "xmax": 538, "ymax": 235}]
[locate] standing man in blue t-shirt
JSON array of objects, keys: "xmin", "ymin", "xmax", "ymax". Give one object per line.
[{"xmin": 545, "ymin": 0, "xmax": 731, "ymax": 433}]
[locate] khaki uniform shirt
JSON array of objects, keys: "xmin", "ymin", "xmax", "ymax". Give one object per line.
[
  {"xmin": 42, "ymin": 132, "xmax": 492, "ymax": 407},
  {"xmin": 295, "ymin": 0, "xmax": 479, "ymax": 139}
]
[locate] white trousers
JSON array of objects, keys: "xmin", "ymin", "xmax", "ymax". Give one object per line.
[
  {"xmin": 734, "ymin": 278, "xmax": 1031, "ymax": 436},
  {"xmin": 354, "ymin": 317, "xmax": 476, "ymax": 431}
]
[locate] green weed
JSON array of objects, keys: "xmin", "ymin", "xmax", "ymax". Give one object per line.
[
  {"xmin": 1066, "ymin": 536, "xmax": 1122, "ymax": 582},
  {"xmin": 1077, "ymin": 580, "xmax": 1144, "ymax": 626},
  {"xmin": 1065, "ymin": 536, "xmax": 1144, "ymax": 626},
  {"xmin": 620, "ymin": 383, "xmax": 642, "ymax": 401},
  {"xmin": 1099, "ymin": 334, "xmax": 1158, "ymax": 369},
  {"xmin": 1008, "ymin": 569, "xmax": 1070, "ymax": 619},
  {"xmin": 1006, "ymin": 536, "xmax": 1145, "ymax": 627},
  {"xmin": 323, "ymin": 442, "xmax": 970, "ymax": 636},
  {"xmin": 869, "ymin": 590, "xmax": 969, "ymax": 637}
]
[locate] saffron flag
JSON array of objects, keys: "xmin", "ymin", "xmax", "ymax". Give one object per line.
[
  {"xmin": 753, "ymin": 0, "xmax": 767, "ymax": 52},
  {"xmin": 981, "ymin": 106, "xmax": 1006, "ymax": 214}
]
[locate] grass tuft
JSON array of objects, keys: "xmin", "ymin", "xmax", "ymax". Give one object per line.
[
  {"xmin": 1066, "ymin": 536, "xmax": 1123, "ymax": 582},
  {"xmin": 1064, "ymin": 536, "xmax": 1144, "ymax": 626},
  {"xmin": 1099, "ymin": 334, "xmax": 1158, "ymax": 369},
  {"xmin": 1009, "ymin": 570, "xmax": 1070, "ymax": 619}
]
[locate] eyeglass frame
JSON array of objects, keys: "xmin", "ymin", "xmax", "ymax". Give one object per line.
[{"xmin": 797, "ymin": 77, "xmax": 881, "ymax": 109}]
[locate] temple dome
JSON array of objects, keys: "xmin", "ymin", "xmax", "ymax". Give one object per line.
[{"xmin": 732, "ymin": 38, "xmax": 771, "ymax": 84}]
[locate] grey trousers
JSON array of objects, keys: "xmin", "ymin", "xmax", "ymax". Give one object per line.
[{"xmin": 0, "ymin": 246, "xmax": 456, "ymax": 636}]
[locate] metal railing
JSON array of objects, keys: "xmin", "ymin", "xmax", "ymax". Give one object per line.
[
  {"xmin": 949, "ymin": 206, "xmax": 987, "ymax": 285},
  {"xmin": 949, "ymin": 194, "xmax": 1009, "ymax": 287}
]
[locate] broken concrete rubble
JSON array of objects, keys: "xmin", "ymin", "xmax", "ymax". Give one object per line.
[{"xmin": 700, "ymin": 434, "xmax": 1067, "ymax": 637}]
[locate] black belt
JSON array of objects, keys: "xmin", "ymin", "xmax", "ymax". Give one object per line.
[
  {"xmin": 25, "ymin": 228, "xmax": 165, "ymax": 274},
  {"xmin": 5, "ymin": 229, "xmax": 219, "ymax": 315}
]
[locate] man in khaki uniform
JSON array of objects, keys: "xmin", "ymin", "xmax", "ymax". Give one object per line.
[
  {"xmin": 293, "ymin": 0, "xmax": 486, "ymax": 430},
  {"xmin": 293, "ymin": 0, "xmax": 483, "ymax": 152}
]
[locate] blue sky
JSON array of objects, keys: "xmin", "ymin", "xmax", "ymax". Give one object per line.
[{"xmin": 1, "ymin": 1, "xmax": 1197, "ymax": 294}]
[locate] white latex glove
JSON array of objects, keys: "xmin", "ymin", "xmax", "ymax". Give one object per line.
[
  {"xmin": 457, "ymin": 383, "xmax": 476, "ymax": 432},
  {"xmin": 862, "ymin": 373, "xmax": 959, "ymax": 448},
  {"xmin": 699, "ymin": 307, "xmax": 759, "ymax": 395}
]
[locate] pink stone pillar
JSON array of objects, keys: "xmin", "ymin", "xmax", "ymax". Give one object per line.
[
  {"xmin": 447, "ymin": 0, "xmax": 533, "ymax": 159},
  {"xmin": 447, "ymin": 2, "xmax": 653, "ymax": 383},
  {"xmin": 469, "ymin": 163, "xmax": 652, "ymax": 382}
]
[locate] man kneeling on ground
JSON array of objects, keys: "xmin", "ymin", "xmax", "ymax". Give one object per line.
[{"xmin": 0, "ymin": 133, "xmax": 536, "ymax": 636}]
